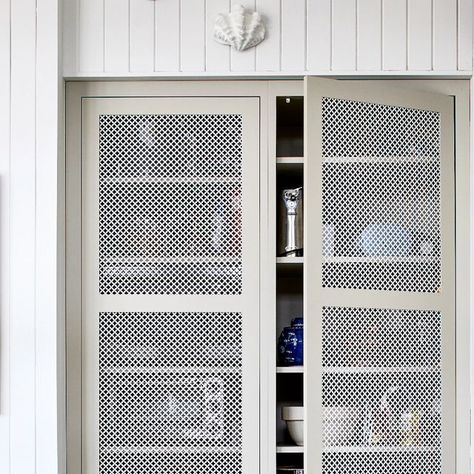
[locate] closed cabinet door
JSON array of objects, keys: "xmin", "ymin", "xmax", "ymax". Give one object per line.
[
  {"xmin": 305, "ymin": 78, "xmax": 455, "ymax": 474},
  {"xmin": 80, "ymin": 97, "xmax": 260, "ymax": 473}
]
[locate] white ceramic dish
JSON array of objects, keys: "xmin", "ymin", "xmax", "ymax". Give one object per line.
[{"xmin": 282, "ymin": 406, "xmax": 304, "ymax": 446}]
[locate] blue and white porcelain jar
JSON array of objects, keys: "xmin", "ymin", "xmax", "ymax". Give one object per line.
[{"xmin": 278, "ymin": 317, "xmax": 304, "ymax": 366}]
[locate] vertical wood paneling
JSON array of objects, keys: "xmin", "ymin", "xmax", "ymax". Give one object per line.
[
  {"xmin": 0, "ymin": 0, "xmax": 10, "ymax": 470},
  {"xmin": 408, "ymin": 0, "xmax": 432, "ymax": 70},
  {"xmin": 36, "ymin": 2, "xmax": 61, "ymax": 473},
  {"xmin": 231, "ymin": 1, "xmax": 256, "ymax": 72},
  {"xmin": 206, "ymin": 0, "xmax": 230, "ymax": 72},
  {"xmin": 458, "ymin": 0, "xmax": 473, "ymax": 70},
  {"xmin": 104, "ymin": 0, "xmax": 129, "ymax": 72},
  {"xmin": 357, "ymin": 0, "xmax": 382, "ymax": 70},
  {"xmin": 433, "ymin": 0, "xmax": 457, "ymax": 70},
  {"xmin": 63, "ymin": 0, "xmax": 79, "ymax": 74},
  {"xmin": 332, "ymin": 0, "xmax": 356, "ymax": 70},
  {"xmin": 130, "ymin": 0, "xmax": 155, "ymax": 72},
  {"xmin": 79, "ymin": 0, "xmax": 104, "ymax": 72},
  {"xmin": 281, "ymin": 0, "xmax": 305, "ymax": 71},
  {"xmin": 155, "ymin": 0, "xmax": 180, "ymax": 71},
  {"xmin": 307, "ymin": 0, "xmax": 331, "ymax": 70},
  {"xmin": 256, "ymin": 0, "xmax": 281, "ymax": 71},
  {"xmin": 10, "ymin": 1, "xmax": 37, "ymax": 474},
  {"xmin": 382, "ymin": 0, "xmax": 407, "ymax": 70},
  {"xmin": 180, "ymin": 0, "xmax": 205, "ymax": 71}
]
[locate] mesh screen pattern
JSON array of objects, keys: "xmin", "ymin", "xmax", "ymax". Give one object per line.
[
  {"xmin": 322, "ymin": 306, "xmax": 441, "ymax": 474},
  {"xmin": 321, "ymin": 97, "xmax": 441, "ymax": 292},
  {"xmin": 99, "ymin": 114, "xmax": 243, "ymax": 295},
  {"xmin": 99, "ymin": 312, "xmax": 243, "ymax": 473}
]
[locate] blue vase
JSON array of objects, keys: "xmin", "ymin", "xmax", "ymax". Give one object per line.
[{"xmin": 278, "ymin": 317, "xmax": 304, "ymax": 366}]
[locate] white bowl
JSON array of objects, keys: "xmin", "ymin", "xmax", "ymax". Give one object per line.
[{"xmin": 282, "ymin": 406, "xmax": 304, "ymax": 446}]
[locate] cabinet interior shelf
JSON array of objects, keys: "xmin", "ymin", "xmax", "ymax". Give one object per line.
[
  {"xmin": 103, "ymin": 176, "xmax": 240, "ymax": 184},
  {"xmin": 323, "ymin": 256, "xmax": 439, "ymax": 264},
  {"xmin": 277, "ymin": 366, "xmax": 304, "ymax": 373},
  {"xmin": 276, "ymin": 157, "xmax": 304, "ymax": 172},
  {"xmin": 276, "ymin": 257, "xmax": 304, "ymax": 265},
  {"xmin": 323, "ymin": 366, "xmax": 439, "ymax": 374},
  {"xmin": 102, "ymin": 367, "xmax": 241, "ymax": 374},
  {"xmin": 323, "ymin": 156, "xmax": 438, "ymax": 164},
  {"xmin": 323, "ymin": 446, "xmax": 438, "ymax": 453},
  {"xmin": 103, "ymin": 446, "xmax": 240, "ymax": 454},
  {"xmin": 276, "ymin": 444, "xmax": 304, "ymax": 453}
]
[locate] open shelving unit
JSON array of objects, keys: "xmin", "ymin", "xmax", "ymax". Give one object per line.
[{"xmin": 275, "ymin": 95, "xmax": 305, "ymax": 472}]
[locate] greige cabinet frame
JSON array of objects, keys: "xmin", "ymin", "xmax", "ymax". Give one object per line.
[{"xmin": 66, "ymin": 79, "xmax": 470, "ymax": 474}]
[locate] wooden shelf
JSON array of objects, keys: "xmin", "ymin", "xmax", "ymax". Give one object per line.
[
  {"xmin": 103, "ymin": 176, "xmax": 240, "ymax": 184},
  {"xmin": 324, "ymin": 156, "xmax": 438, "ymax": 164},
  {"xmin": 323, "ymin": 256, "xmax": 439, "ymax": 264},
  {"xmin": 277, "ymin": 366, "xmax": 304, "ymax": 374},
  {"xmin": 277, "ymin": 157, "xmax": 304, "ymax": 164},
  {"xmin": 276, "ymin": 257, "xmax": 304, "ymax": 264},
  {"xmin": 324, "ymin": 446, "xmax": 437, "ymax": 453},
  {"xmin": 277, "ymin": 444, "xmax": 304, "ymax": 453},
  {"xmin": 323, "ymin": 366, "xmax": 439, "ymax": 374}
]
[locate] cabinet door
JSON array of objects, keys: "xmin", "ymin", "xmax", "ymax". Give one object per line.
[
  {"xmin": 305, "ymin": 78, "xmax": 455, "ymax": 474},
  {"xmin": 81, "ymin": 97, "xmax": 260, "ymax": 473}
]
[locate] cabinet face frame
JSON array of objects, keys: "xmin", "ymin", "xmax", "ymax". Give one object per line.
[
  {"xmin": 65, "ymin": 80, "xmax": 271, "ymax": 474},
  {"xmin": 304, "ymin": 78, "xmax": 470, "ymax": 474},
  {"xmin": 66, "ymin": 79, "xmax": 469, "ymax": 474}
]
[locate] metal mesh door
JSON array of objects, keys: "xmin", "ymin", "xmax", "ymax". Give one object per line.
[
  {"xmin": 321, "ymin": 98, "xmax": 441, "ymax": 292},
  {"xmin": 322, "ymin": 306, "xmax": 441, "ymax": 474},
  {"xmin": 99, "ymin": 312, "xmax": 243, "ymax": 473},
  {"xmin": 99, "ymin": 114, "xmax": 243, "ymax": 295}
]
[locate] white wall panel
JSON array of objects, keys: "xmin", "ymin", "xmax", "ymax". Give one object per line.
[
  {"xmin": 332, "ymin": 0, "xmax": 356, "ymax": 70},
  {"xmin": 458, "ymin": 0, "xmax": 473, "ymax": 70},
  {"xmin": 231, "ymin": 0, "xmax": 256, "ymax": 72},
  {"xmin": 66, "ymin": 0, "xmax": 472, "ymax": 75},
  {"xmin": 307, "ymin": 0, "xmax": 331, "ymax": 71},
  {"xmin": 104, "ymin": 0, "xmax": 129, "ymax": 72},
  {"xmin": 256, "ymin": 0, "xmax": 281, "ymax": 71},
  {"xmin": 0, "ymin": 0, "xmax": 10, "ymax": 467},
  {"xmin": 180, "ymin": 0, "xmax": 206, "ymax": 72},
  {"xmin": 408, "ymin": 0, "xmax": 432, "ymax": 70},
  {"xmin": 130, "ymin": 0, "xmax": 155, "ymax": 72},
  {"xmin": 79, "ymin": 0, "xmax": 104, "ymax": 72},
  {"xmin": 433, "ymin": 0, "xmax": 457, "ymax": 70},
  {"xmin": 206, "ymin": 0, "xmax": 230, "ymax": 72},
  {"xmin": 281, "ymin": 0, "xmax": 306, "ymax": 71},
  {"xmin": 357, "ymin": 0, "xmax": 382, "ymax": 71},
  {"xmin": 1, "ymin": 1, "xmax": 62, "ymax": 473},
  {"xmin": 10, "ymin": 1, "xmax": 37, "ymax": 472},
  {"xmin": 382, "ymin": 0, "xmax": 407, "ymax": 70},
  {"xmin": 155, "ymin": 0, "xmax": 180, "ymax": 72}
]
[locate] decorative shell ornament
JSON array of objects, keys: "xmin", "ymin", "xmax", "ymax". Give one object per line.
[{"xmin": 214, "ymin": 4, "xmax": 266, "ymax": 51}]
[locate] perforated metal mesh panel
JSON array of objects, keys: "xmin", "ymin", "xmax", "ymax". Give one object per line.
[
  {"xmin": 321, "ymin": 98, "xmax": 441, "ymax": 292},
  {"xmin": 99, "ymin": 114, "xmax": 243, "ymax": 295},
  {"xmin": 99, "ymin": 312, "xmax": 243, "ymax": 473},
  {"xmin": 322, "ymin": 306, "xmax": 441, "ymax": 474}
]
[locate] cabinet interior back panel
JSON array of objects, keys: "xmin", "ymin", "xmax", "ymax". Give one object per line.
[
  {"xmin": 99, "ymin": 113, "xmax": 243, "ymax": 295},
  {"xmin": 321, "ymin": 97, "xmax": 441, "ymax": 292},
  {"xmin": 99, "ymin": 311, "xmax": 243, "ymax": 473}
]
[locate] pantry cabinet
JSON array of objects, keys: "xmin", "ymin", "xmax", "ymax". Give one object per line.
[{"xmin": 66, "ymin": 79, "xmax": 466, "ymax": 474}]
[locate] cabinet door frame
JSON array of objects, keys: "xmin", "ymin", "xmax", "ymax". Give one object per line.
[
  {"xmin": 304, "ymin": 78, "xmax": 470, "ymax": 474},
  {"xmin": 65, "ymin": 81, "xmax": 270, "ymax": 474}
]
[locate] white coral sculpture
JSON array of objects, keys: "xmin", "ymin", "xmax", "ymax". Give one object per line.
[{"xmin": 214, "ymin": 4, "xmax": 266, "ymax": 51}]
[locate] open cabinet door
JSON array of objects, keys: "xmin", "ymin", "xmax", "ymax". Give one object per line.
[{"xmin": 304, "ymin": 78, "xmax": 455, "ymax": 474}]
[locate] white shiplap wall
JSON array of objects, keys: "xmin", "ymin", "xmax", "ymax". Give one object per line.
[
  {"xmin": 0, "ymin": 0, "xmax": 64, "ymax": 473},
  {"xmin": 63, "ymin": 0, "xmax": 473, "ymax": 76}
]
